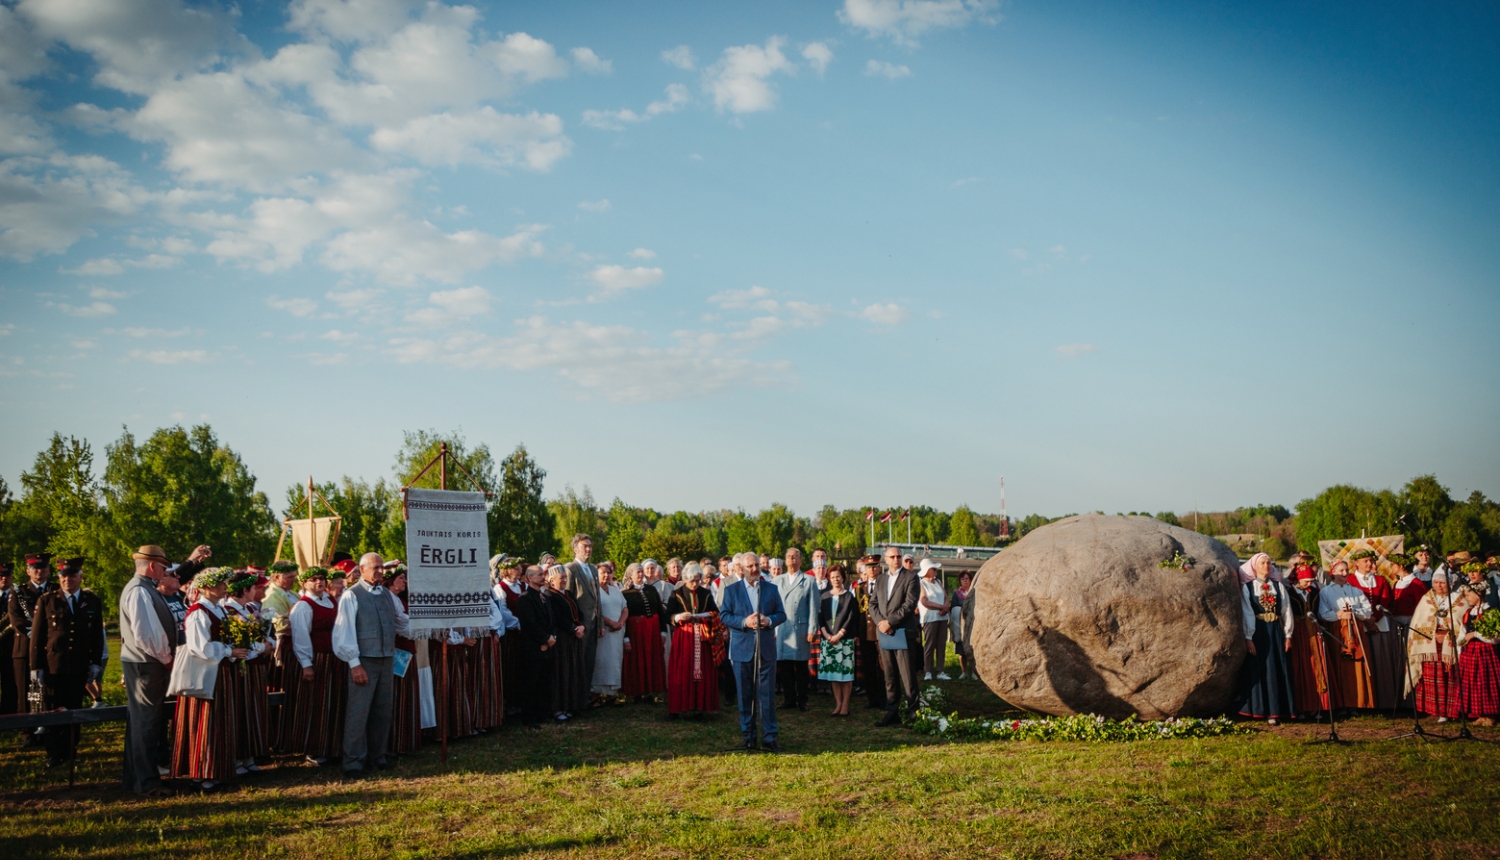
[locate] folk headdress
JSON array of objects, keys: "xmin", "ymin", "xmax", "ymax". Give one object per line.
[{"xmin": 193, "ymin": 566, "xmax": 235, "ymax": 589}]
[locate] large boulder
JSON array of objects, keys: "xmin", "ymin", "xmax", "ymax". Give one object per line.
[{"xmin": 970, "ymin": 514, "xmax": 1245, "ymax": 719}]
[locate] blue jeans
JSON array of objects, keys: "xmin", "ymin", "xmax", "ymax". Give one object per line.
[{"xmin": 732, "ymin": 657, "xmax": 778, "ymax": 743}]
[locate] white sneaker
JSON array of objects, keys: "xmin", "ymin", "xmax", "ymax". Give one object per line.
[
  {"xmin": 923, "ymin": 672, "xmax": 932, "ymax": 681},
  {"xmin": 936, "ymin": 673, "xmax": 952, "ymax": 681}
]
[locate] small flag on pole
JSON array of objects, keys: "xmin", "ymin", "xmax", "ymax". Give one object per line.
[
  {"xmin": 879, "ymin": 511, "xmax": 893, "ymax": 523},
  {"xmin": 865, "ymin": 510, "xmax": 875, "ymax": 522},
  {"xmin": 900, "ymin": 510, "xmax": 910, "ymax": 522}
]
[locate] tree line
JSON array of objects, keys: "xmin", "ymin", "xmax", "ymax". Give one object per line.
[{"xmin": 2, "ymin": 424, "xmax": 1496, "ymax": 616}]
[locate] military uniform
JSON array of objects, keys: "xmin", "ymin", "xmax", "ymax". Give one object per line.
[
  {"xmin": 31, "ymin": 559, "xmax": 106, "ymax": 765},
  {"xmin": 10, "ymin": 554, "xmax": 58, "ymax": 726}
]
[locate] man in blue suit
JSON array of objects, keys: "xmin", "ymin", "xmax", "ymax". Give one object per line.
[{"xmin": 719, "ymin": 552, "xmax": 787, "ymax": 751}]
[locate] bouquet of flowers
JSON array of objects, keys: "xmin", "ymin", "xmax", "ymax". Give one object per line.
[
  {"xmin": 1158, "ymin": 551, "xmax": 1196, "ymax": 571},
  {"xmin": 1472, "ymin": 608, "xmax": 1500, "ymax": 641},
  {"xmin": 221, "ymin": 615, "xmax": 271, "ymax": 673}
]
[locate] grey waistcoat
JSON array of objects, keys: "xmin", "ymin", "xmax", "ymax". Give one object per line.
[
  {"xmin": 350, "ymin": 580, "xmax": 396, "ymax": 659},
  {"xmin": 120, "ymin": 574, "xmax": 179, "ymax": 664}
]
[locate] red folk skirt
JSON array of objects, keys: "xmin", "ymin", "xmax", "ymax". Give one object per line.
[
  {"xmin": 443, "ymin": 642, "xmax": 476, "ymax": 738},
  {"xmin": 474, "ymin": 634, "xmax": 503, "ymax": 730},
  {"xmin": 172, "ymin": 660, "xmax": 238, "ymax": 782},
  {"xmin": 290, "ymin": 653, "xmax": 346, "ymax": 759},
  {"xmin": 391, "ymin": 656, "xmax": 422, "ymax": 753},
  {"xmin": 235, "ymin": 655, "xmax": 272, "ymax": 761},
  {"xmin": 1461, "ymin": 640, "xmax": 1500, "ymax": 718},
  {"xmin": 1415, "ymin": 660, "xmax": 1461, "ymax": 719},
  {"xmin": 270, "ymin": 634, "xmax": 300, "ymax": 752},
  {"xmin": 666, "ymin": 621, "xmax": 719, "ymax": 714},
  {"xmin": 622, "ymin": 616, "xmax": 667, "ymax": 696},
  {"xmin": 1290, "ymin": 616, "xmax": 1337, "ymax": 714}
]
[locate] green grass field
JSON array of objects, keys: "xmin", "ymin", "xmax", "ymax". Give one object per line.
[{"xmin": 5, "ymin": 640, "xmax": 1500, "ymax": 859}]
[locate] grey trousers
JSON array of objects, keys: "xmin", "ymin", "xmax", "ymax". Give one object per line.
[
  {"xmin": 121, "ymin": 660, "xmax": 170, "ymax": 794},
  {"xmin": 342, "ymin": 656, "xmax": 394, "ymax": 772},
  {"xmin": 581, "ymin": 626, "xmax": 598, "ymax": 696},
  {"xmin": 879, "ymin": 633, "xmax": 922, "ymax": 718}
]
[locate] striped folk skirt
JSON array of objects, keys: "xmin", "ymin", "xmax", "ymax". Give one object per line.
[
  {"xmin": 271, "ymin": 635, "xmax": 300, "ymax": 752},
  {"xmin": 1290, "ymin": 617, "xmax": 1337, "ymax": 715},
  {"xmin": 666, "ymin": 622, "xmax": 719, "ymax": 714},
  {"xmin": 291, "ymin": 653, "xmax": 347, "ymax": 759},
  {"xmin": 474, "ymin": 635, "xmax": 503, "ymax": 730},
  {"xmin": 172, "ymin": 661, "xmax": 239, "ymax": 782},
  {"xmin": 391, "ymin": 655, "xmax": 422, "ymax": 753},
  {"xmin": 1461, "ymin": 640, "xmax": 1500, "ymax": 718},
  {"xmin": 235, "ymin": 655, "xmax": 272, "ymax": 761},
  {"xmin": 622, "ymin": 616, "xmax": 666, "ymax": 697},
  {"xmin": 443, "ymin": 643, "xmax": 476, "ymax": 738},
  {"xmin": 1415, "ymin": 659, "xmax": 1461, "ymax": 719}
]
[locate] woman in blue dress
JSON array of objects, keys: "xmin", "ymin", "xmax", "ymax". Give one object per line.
[{"xmin": 1238, "ymin": 553, "xmax": 1297, "ymax": 725}]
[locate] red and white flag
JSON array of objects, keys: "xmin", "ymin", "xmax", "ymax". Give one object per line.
[
  {"xmin": 879, "ymin": 511, "xmax": 893, "ymax": 523},
  {"xmin": 865, "ymin": 510, "xmax": 875, "ymax": 522},
  {"xmin": 900, "ymin": 509, "xmax": 910, "ymax": 522}
]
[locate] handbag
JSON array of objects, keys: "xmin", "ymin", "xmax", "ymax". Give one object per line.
[{"xmin": 166, "ymin": 648, "xmax": 220, "ymax": 700}]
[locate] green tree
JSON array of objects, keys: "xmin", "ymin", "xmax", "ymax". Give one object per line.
[
  {"xmin": 283, "ymin": 477, "xmax": 399, "ymax": 562},
  {"xmin": 603, "ymin": 498, "xmax": 643, "ymax": 567},
  {"xmin": 549, "ymin": 485, "xmax": 605, "ymax": 558},
  {"xmin": 489, "ymin": 444, "xmax": 554, "ymax": 562},
  {"xmin": 0, "ymin": 475, "xmax": 17, "ymax": 569},
  {"xmin": 1294, "ymin": 485, "xmax": 1401, "ymax": 555},
  {"xmin": 101, "ymin": 425, "xmax": 276, "ymax": 612},
  {"xmin": 725, "ymin": 510, "xmax": 757, "ymax": 554},
  {"xmin": 382, "ymin": 429, "xmax": 497, "ymax": 558},
  {"xmin": 1398, "ymin": 475, "xmax": 1453, "ymax": 551},
  {"xmin": 949, "ymin": 505, "xmax": 979, "ymax": 546},
  {"xmin": 1155, "ymin": 511, "xmax": 1183, "ymax": 527},
  {"xmin": 755, "ymin": 503, "xmax": 796, "ymax": 556},
  {"xmin": 13, "ymin": 434, "xmax": 102, "ymax": 569}
]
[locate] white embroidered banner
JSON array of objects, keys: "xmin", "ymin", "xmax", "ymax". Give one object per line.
[{"xmin": 404, "ymin": 487, "xmax": 491, "ymax": 636}]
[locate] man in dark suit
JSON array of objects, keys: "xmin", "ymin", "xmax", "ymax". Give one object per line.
[
  {"xmin": 31, "ymin": 558, "xmax": 106, "ymax": 766},
  {"xmin": 513, "ymin": 564, "xmax": 558, "ymax": 729},
  {"xmin": 720, "ymin": 553, "xmax": 788, "ymax": 751},
  {"xmin": 562, "ymin": 534, "xmax": 601, "ymax": 699},
  {"xmin": 0, "ymin": 562, "xmax": 15, "ymax": 714},
  {"xmin": 11, "ymin": 552, "xmax": 57, "ymax": 746},
  {"xmin": 870, "ymin": 545, "xmax": 922, "ymax": 726}
]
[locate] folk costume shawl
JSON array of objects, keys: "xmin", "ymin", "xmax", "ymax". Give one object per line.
[
  {"xmin": 1405, "ymin": 589, "xmax": 1465, "ymax": 696},
  {"xmin": 667, "ymin": 585, "xmax": 721, "ymax": 679}
]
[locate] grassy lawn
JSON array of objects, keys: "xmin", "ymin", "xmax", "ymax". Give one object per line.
[{"xmin": 5, "ymin": 641, "xmax": 1500, "ymax": 859}]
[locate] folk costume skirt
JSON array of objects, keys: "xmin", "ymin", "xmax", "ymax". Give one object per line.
[
  {"xmin": 622, "ymin": 616, "xmax": 666, "ymax": 697},
  {"xmin": 501, "ymin": 628, "xmax": 525, "ymax": 713},
  {"xmin": 443, "ymin": 642, "xmax": 476, "ymax": 738},
  {"xmin": 474, "ymin": 634, "xmax": 503, "ymax": 730},
  {"xmin": 1331, "ymin": 622, "xmax": 1376, "ymax": 710},
  {"xmin": 666, "ymin": 621, "xmax": 719, "ymax": 714},
  {"xmin": 1461, "ymin": 640, "xmax": 1500, "ymax": 718},
  {"xmin": 551, "ymin": 634, "xmax": 590, "ymax": 716},
  {"xmin": 1416, "ymin": 659, "xmax": 1461, "ymax": 719},
  {"xmin": 1290, "ymin": 616, "xmax": 1336, "ymax": 715},
  {"xmin": 1365, "ymin": 626, "xmax": 1405, "ymax": 711},
  {"xmin": 1238, "ymin": 617, "xmax": 1295, "ymax": 720},
  {"xmin": 291, "ymin": 653, "xmax": 347, "ymax": 759},
  {"xmin": 235, "ymin": 654, "xmax": 272, "ymax": 761},
  {"xmin": 818, "ymin": 638, "xmax": 855, "ymax": 683},
  {"xmin": 271, "ymin": 634, "xmax": 300, "ymax": 752},
  {"xmin": 391, "ymin": 653, "xmax": 422, "ymax": 753},
  {"xmin": 172, "ymin": 661, "xmax": 238, "ymax": 782}
]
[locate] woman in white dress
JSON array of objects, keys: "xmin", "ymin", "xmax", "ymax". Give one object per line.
[{"xmin": 592, "ymin": 562, "xmax": 629, "ymax": 702}]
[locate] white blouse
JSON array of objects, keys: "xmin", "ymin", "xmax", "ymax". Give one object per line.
[{"xmin": 184, "ymin": 598, "xmax": 232, "ymax": 663}]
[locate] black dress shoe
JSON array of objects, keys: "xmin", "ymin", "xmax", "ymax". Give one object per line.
[
  {"xmin": 762, "ymin": 740, "xmax": 784, "ymax": 753},
  {"xmin": 875, "ymin": 712, "xmax": 899, "ymax": 727},
  {"xmin": 798, "ymin": 702, "xmax": 810, "ymax": 712},
  {"xmin": 738, "ymin": 738, "xmax": 757, "ymax": 751}
]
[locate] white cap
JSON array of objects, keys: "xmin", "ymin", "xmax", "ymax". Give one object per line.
[{"xmin": 918, "ymin": 558, "xmax": 942, "ymax": 574}]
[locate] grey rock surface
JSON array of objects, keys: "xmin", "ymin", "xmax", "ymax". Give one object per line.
[{"xmin": 971, "ymin": 514, "xmax": 1245, "ymax": 719}]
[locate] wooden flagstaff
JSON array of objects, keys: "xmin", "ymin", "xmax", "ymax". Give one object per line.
[{"xmin": 401, "ymin": 442, "xmax": 492, "ymax": 766}]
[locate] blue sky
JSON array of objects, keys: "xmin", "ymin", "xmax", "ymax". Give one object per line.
[{"xmin": 1, "ymin": 0, "xmax": 1496, "ymax": 518}]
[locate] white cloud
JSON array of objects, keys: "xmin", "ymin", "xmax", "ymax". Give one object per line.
[
  {"xmin": 703, "ymin": 37, "xmax": 793, "ymax": 114},
  {"xmin": 119, "ymin": 326, "xmax": 190, "ymax": 337},
  {"xmin": 286, "ymin": 0, "xmax": 415, "ymax": 43},
  {"xmin": 570, "ymin": 47, "xmax": 612, "ymax": 75},
  {"xmin": 1049, "ymin": 244, "xmax": 1067, "ymax": 257},
  {"xmin": 326, "ymin": 287, "xmax": 383, "ymax": 311},
  {"xmin": 859, "ymin": 302, "xmax": 910, "ymax": 324},
  {"xmin": 0, "ymin": 153, "xmax": 147, "ymax": 260},
  {"xmin": 865, "ymin": 59, "xmax": 912, "ymax": 79},
  {"xmin": 839, "ymin": 0, "xmax": 1000, "ymax": 45},
  {"xmin": 709, "ymin": 285, "xmax": 775, "ymax": 310},
  {"xmin": 582, "ymin": 83, "xmax": 689, "ymax": 131},
  {"xmin": 267, "ymin": 295, "xmax": 319, "ymax": 317},
  {"xmin": 61, "ymin": 257, "xmax": 124, "ymax": 275},
  {"xmin": 802, "ymin": 42, "xmax": 834, "ymax": 74},
  {"xmin": 369, "ymin": 107, "xmax": 570, "ymax": 171},
  {"xmin": 388, "ymin": 316, "xmax": 790, "ymax": 402},
  {"xmin": 127, "ymin": 348, "xmax": 208, "ymax": 364},
  {"xmin": 578, "ymin": 199, "xmax": 611, "ymax": 213},
  {"xmin": 949, "ymin": 176, "xmax": 980, "ymax": 188},
  {"xmin": 1007, "ymin": 248, "xmax": 1028, "ymax": 260},
  {"xmin": 661, "ymin": 45, "xmax": 696, "ymax": 70},
  {"xmin": 320, "ymin": 220, "xmax": 545, "ymax": 286},
  {"xmin": 430, "ymin": 284, "xmax": 491, "ymax": 315},
  {"xmin": 50, "ymin": 300, "xmax": 116, "ymax": 317},
  {"xmin": 587, "ymin": 264, "xmax": 663, "ymax": 298},
  {"xmin": 131, "ymin": 253, "xmax": 180, "ymax": 268},
  {"xmin": 0, "ymin": 323, "xmax": 16, "ymax": 336},
  {"xmin": 709, "ymin": 286, "xmax": 833, "ymax": 338},
  {"xmin": 627, "ymin": 247, "xmax": 656, "ymax": 259},
  {"xmin": 1055, "ymin": 343, "xmax": 1098, "ymax": 357},
  {"xmin": 88, "ymin": 286, "xmax": 125, "ymax": 299},
  {"xmin": 320, "ymin": 329, "xmax": 359, "ymax": 344}
]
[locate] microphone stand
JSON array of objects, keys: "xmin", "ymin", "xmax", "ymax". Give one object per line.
[
  {"xmin": 727, "ymin": 607, "xmax": 774, "ymax": 754},
  {"xmin": 1305, "ymin": 614, "xmax": 1347, "ymax": 746},
  {"xmin": 1389, "ymin": 621, "xmax": 1434, "ymax": 742}
]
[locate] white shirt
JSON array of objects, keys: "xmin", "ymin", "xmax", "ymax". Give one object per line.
[
  {"xmin": 744, "ymin": 577, "xmax": 761, "ymax": 613},
  {"xmin": 183, "ymin": 598, "xmax": 232, "ymax": 663},
  {"xmin": 1240, "ymin": 578, "xmax": 1296, "ymax": 638},
  {"xmin": 1318, "ymin": 582, "xmax": 1373, "ymax": 623},
  {"xmin": 330, "ymin": 583, "xmax": 411, "ymax": 668},
  {"xmin": 918, "ymin": 577, "xmax": 948, "ymax": 624},
  {"xmin": 490, "ymin": 593, "xmax": 518, "ymax": 632},
  {"xmin": 885, "ymin": 568, "xmax": 901, "ymax": 601},
  {"xmin": 119, "ymin": 578, "xmax": 175, "ymax": 664},
  {"xmin": 289, "ymin": 593, "xmax": 336, "ymax": 669}
]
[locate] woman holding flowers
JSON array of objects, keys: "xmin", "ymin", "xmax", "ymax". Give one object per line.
[
  {"xmin": 1457, "ymin": 566, "xmax": 1500, "ymax": 726},
  {"xmin": 288, "ymin": 567, "xmax": 345, "ymax": 764},
  {"xmin": 222, "ymin": 571, "xmax": 274, "ymax": 773},
  {"xmin": 171, "ymin": 567, "xmax": 247, "ymax": 792},
  {"xmin": 1237, "ymin": 553, "xmax": 1296, "ymax": 725}
]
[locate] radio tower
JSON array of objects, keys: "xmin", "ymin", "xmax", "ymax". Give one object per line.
[{"xmin": 1000, "ymin": 476, "xmax": 1009, "ymax": 538}]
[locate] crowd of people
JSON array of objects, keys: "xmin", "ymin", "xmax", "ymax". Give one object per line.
[
  {"xmin": 0, "ymin": 536, "xmax": 976, "ymax": 796},
  {"xmin": 1235, "ymin": 547, "xmax": 1500, "ymax": 729},
  {"xmin": 9, "ymin": 534, "xmax": 1497, "ymax": 798}
]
